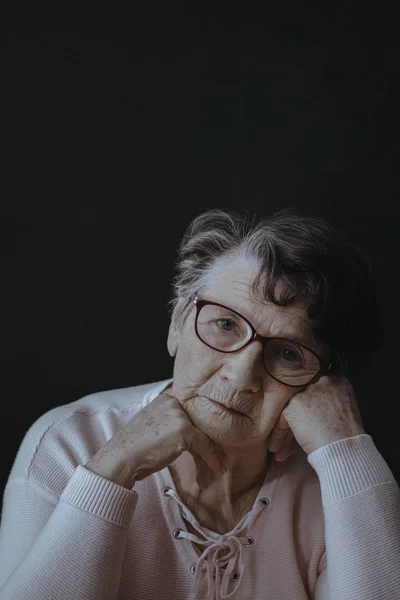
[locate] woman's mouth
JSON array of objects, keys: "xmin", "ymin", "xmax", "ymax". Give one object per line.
[{"xmin": 210, "ymin": 399, "xmax": 246, "ymax": 417}]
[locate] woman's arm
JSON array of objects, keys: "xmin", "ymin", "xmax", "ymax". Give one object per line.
[{"xmin": 0, "ymin": 465, "xmax": 138, "ymax": 600}]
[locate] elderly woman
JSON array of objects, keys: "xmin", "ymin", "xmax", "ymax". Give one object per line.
[{"xmin": 0, "ymin": 208, "xmax": 399, "ymax": 600}]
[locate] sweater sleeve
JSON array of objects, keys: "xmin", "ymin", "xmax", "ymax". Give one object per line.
[
  {"xmin": 0, "ymin": 465, "xmax": 138, "ymax": 600},
  {"xmin": 307, "ymin": 434, "xmax": 400, "ymax": 600}
]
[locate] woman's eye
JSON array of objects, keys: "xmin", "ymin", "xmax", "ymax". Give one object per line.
[
  {"xmin": 217, "ymin": 319, "xmax": 236, "ymax": 331},
  {"xmin": 282, "ymin": 347, "xmax": 300, "ymax": 361}
]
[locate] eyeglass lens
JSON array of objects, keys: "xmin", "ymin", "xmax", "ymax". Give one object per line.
[{"xmin": 196, "ymin": 303, "xmax": 320, "ymax": 386}]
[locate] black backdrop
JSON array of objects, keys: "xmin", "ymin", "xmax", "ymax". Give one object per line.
[{"xmin": 1, "ymin": 4, "xmax": 399, "ymax": 505}]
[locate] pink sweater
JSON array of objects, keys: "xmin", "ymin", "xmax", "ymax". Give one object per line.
[{"xmin": 0, "ymin": 378, "xmax": 399, "ymax": 600}]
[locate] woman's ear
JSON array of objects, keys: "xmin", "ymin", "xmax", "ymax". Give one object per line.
[
  {"xmin": 167, "ymin": 307, "xmax": 180, "ymax": 357},
  {"xmin": 167, "ymin": 323, "xmax": 178, "ymax": 357}
]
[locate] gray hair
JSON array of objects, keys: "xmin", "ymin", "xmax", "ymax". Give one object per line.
[{"xmin": 169, "ymin": 208, "xmax": 384, "ymax": 377}]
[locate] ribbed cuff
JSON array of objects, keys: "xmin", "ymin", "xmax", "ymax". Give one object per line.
[
  {"xmin": 60, "ymin": 464, "xmax": 138, "ymax": 527},
  {"xmin": 307, "ymin": 434, "xmax": 397, "ymax": 506}
]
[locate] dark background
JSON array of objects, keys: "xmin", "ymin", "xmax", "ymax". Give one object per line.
[{"xmin": 1, "ymin": 2, "xmax": 399, "ymax": 505}]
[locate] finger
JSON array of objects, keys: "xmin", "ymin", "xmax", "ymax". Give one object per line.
[
  {"xmin": 268, "ymin": 425, "xmax": 287, "ymax": 450},
  {"xmin": 283, "ymin": 429, "xmax": 294, "ymax": 446},
  {"xmin": 274, "ymin": 431, "xmax": 296, "ymax": 462},
  {"xmin": 274, "ymin": 446, "xmax": 292, "ymax": 462},
  {"xmin": 269, "ymin": 427, "xmax": 286, "ymax": 444},
  {"xmin": 268, "ymin": 426, "xmax": 294, "ymax": 452},
  {"xmin": 276, "ymin": 411, "xmax": 290, "ymax": 430},
  {"xmin": 268, "ymin": 411, "xmax": 290, "ymax": 440}
]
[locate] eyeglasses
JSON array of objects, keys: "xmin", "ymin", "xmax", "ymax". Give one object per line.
[{"xmin": 193, "ymin": 296, "xmax": 332, "ymax": 387}]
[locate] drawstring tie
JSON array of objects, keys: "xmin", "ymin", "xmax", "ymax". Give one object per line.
[{"xmin": 166, "ymin": 488, "xmax": 268, "ymax": 599}]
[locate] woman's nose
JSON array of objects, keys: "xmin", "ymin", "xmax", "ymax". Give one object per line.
[{"xmin": 218, "ymin": 341, "xmax": 264, "ymax": 393}]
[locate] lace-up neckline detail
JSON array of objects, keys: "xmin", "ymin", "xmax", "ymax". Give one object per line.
[{"xmin": 165, "ymin": 486, "xmax": 269, "ymax": 600}]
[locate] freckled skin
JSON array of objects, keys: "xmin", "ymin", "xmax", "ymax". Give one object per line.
[{"xmin": 166, "ymin": 254, "xmax": 321, "ymax": 511}]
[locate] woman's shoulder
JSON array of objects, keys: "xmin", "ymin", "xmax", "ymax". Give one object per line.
[{"xmin": 6, "ymin": 378, "xmax": 172, "ymax": 492}]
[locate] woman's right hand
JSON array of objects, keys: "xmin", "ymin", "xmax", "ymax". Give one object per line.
[{"xmin": 85, "ymin": 389, "xmax": 227, "ymax": 489}]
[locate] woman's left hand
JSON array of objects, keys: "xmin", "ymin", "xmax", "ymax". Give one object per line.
[{"xmin": 268, "ymin": 375, "xmax": 366, "ymax": 458}]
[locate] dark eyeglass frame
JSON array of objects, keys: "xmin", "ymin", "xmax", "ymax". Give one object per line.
[{"xmin": 193, "ymin": 296, "xmax": 332, "ymax": 388}]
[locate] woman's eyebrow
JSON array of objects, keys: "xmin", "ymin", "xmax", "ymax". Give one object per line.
[{"xmin": 265, "ymin": 329, "xmax": 319, "ymax": 351}]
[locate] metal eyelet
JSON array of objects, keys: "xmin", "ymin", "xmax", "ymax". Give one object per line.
[
  {"xmin": 245, "ymin": 536, "xmax": 254, "ymax": 547},
  {"xmin": 259, "ymin": 497, "xmax": 269, "ymax": 506},
  {"xmin": 190, "ymin": 564, "xmax": 196, "ymax": 574},
  {"xmin": 173, "ymin": 528, "xmax": 181, "ymax": 538},
  {"xmin": 231, "ymin": 570, "xmax": 239, "ymax": 581},
  {"xmin": 162, "ymin": 486, "xmax": 171, "ymax": 496}
]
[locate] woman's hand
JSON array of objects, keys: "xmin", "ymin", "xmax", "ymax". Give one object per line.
[
  {"xmin": 267, "ymin": 426, "xmax": 300, "ymax": 462},
  {"xmin": 86, "ymin": 389, "xmax": 226, "ymax": 489},
  {"xmin": 267, "ymin": 376, "xmax": 364, "ymax": 457}
]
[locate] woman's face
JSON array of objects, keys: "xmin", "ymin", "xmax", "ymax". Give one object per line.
[{"xmin": 167, "ymin": 254, "xmax": 325, "ymax": 450}]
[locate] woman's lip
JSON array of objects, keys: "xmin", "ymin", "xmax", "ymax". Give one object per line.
[{"xmin": 210, "ymin": 400, "xmax": 246, "ymax": 416}]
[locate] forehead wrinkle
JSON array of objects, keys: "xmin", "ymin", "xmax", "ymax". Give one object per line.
[
  {"xmin": 209, "ymin": 283, "xmax": 317, "ymax": 348},
  {"xmin": 201, "ymin": 255, "xmax": 321, "ymax": 351},
  {"xmin": 252, "ymin": 305, "xmax": 314, "ymax": 344},
  {"xmin": 231, "ymin": 277, "xmax": 319, "ymax": 348},
  {"xmin": 245, "ymin": 296, "xmax": 321, "ymax": 351}
]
